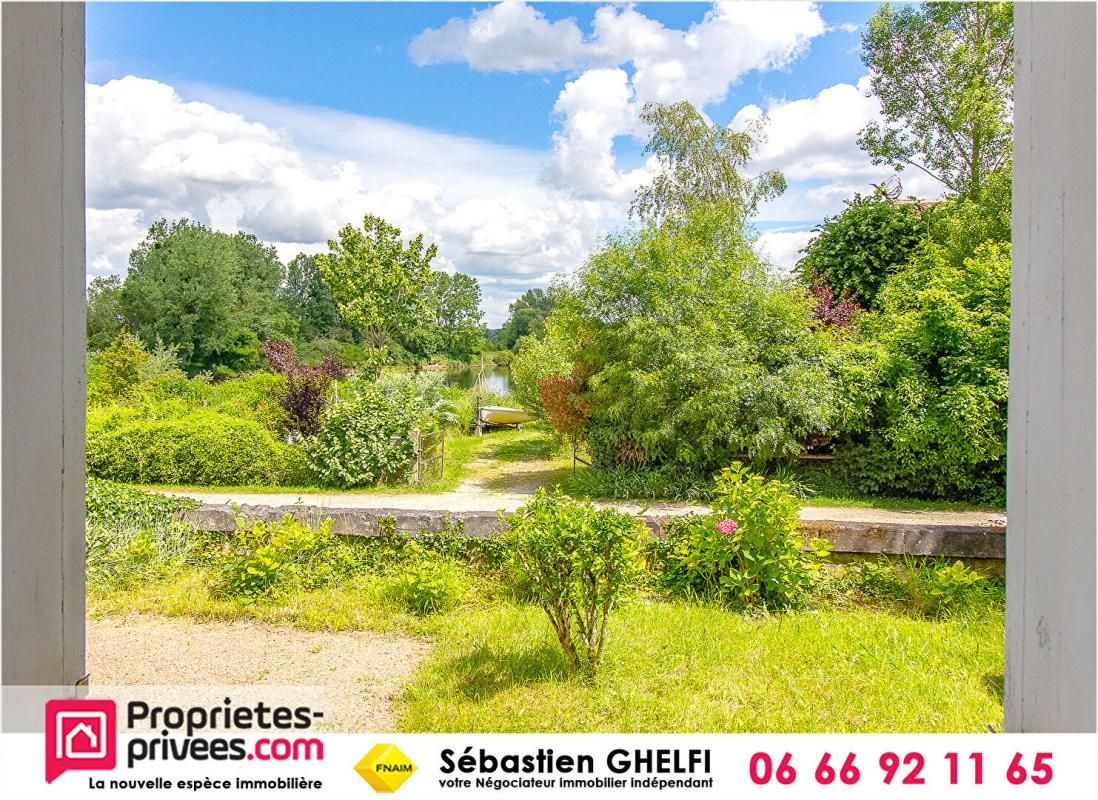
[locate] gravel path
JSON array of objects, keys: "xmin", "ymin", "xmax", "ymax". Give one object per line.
[
  {"xmin": 160, "ymin": 488, "xmax": 1005, "ymax": 527},
  {"xmin": 87, "ymin": 615, "xmax": 429, "ymax": 732}
]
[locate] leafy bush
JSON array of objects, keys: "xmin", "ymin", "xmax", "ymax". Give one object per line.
[
  {"xmin": 660, "ymin": 463, "xmax": 825, "ymax": 608},
  {"xmin": 908, "ymin": 558, "xmax": 986, "ymax": 616},
  {"xmin": 504, "ymin": 489, "xmax": 646, "ymax": 673},
  {"xmin": 835, "ymin": 241, "xmax": 1011, "ymax": 502},
  {"xmin": 389, "ymin": 556, "xmax": 465, "ymax": 614},
  {"xmin": 572, "ymin": 210, "xmax": 841, "ymax": 471},
  {"xmin": 263, "ymin": 339, "xmax": 346, "ymax": 437},
  {"xmin": 213, "ymin": 514, "xmax": 359, "ymax": 601},
  {"xmin": 849, "ymin": 556, "xmax": 989, "ymax": 617},
  {"xmin": 796, "ymin": 192, "xmax": 925, "ymax": 309},
  {"xmin": 86, "ymin": 478, "xmax": 198, "ymax": 527},
  {"xmin": 509, "ymin": 301, "xmax": 589, "ymax": 418},
  {"xmin": 307, "ymin": 378, "xmax": 420, "ymax": 487},
  {"xmin": 87, "ymin": 411, "xmax": 307, "ymax": 486}
]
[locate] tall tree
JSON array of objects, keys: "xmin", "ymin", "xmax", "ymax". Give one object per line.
[
  {"xmin": 86, "ymin": 275, "xmax": 124, "ymax": 351},
  {"xmin": 630, "ymin": 100, "xmax": 786, "ymax": 225},
  {"xmin": 120, "ymin": 219, "xmax": 294, "ymax": 374},
  {"xmin": 280, "ymin": 253, "xmax": 344, "ymax": 340},
  {"xmin": 317, "ymin": 214, "xmax": 436, "ymax": 378},
  {"xmin": 858, "ymin": 2, "xmax": 1014, "ymax": 199},
  {"xmin": 430, "ymin": 271, "xmax": 485, "ymax": 361},
  {"xmin": 499, "ymin": 288, "xmax": 556, "ymax": 349}
]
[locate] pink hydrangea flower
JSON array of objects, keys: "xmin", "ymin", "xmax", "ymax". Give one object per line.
[{"xmin": 715, "ymin": 518, "xmax": 739, "ymax": 536}]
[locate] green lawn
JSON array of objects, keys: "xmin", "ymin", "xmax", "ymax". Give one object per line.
[
  {"xmin": 89, "ymin": 566, "xmax": 1005, "ymax": 734},
  {"xmin": 398, "ymin": 599, "xmax": 1004, "ymax": 733}
]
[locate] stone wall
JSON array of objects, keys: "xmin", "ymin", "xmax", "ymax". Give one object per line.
[{"xmin": 181, "ymin": 503, "xmax": 1005, "ymax": 560}]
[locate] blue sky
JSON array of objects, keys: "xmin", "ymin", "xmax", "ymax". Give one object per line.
[{"xmin": 85, "ymin": 2, "xmax": 936, "ymax": 325}]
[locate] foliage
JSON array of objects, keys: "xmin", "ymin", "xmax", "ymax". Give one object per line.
[
  {"xmin": 427, "ymin": 271, "xmax": 485, "ymax": 361},
  {"xmin": 859, "ymin": 2, "xmax": 1014, "ymax": 199},
  {"xmin": 263, "ymin": 339, "xmax": 346, "ymax": 437},
  {"xmin": 318, "ymin": 214, "xmax": 436, "ymax": 377},
  {"xmin": 837, "ymin": 241, "xmax": 1011, "ymax": 502},
  {"xmin": 121, "ymin": 218, "xmax": 295, "ymax": 374},
  {"xmin": 390, "ymin": 555, "xmax": 465, "ymax": 615},
  {"xmin": 504, "ymin": 489, "xmax": 646, "ymax": 673},
  {"xmin": 537, "ymin": 372, "xmax": 591, "ymax": 437},
  {"xmin": 86, "ymin": 275, "xmax": 125, "ymax": 351},
  {"xmin": 498, "ymin": 288, "xmax": 557, "ymax": 350},
  {"xmin": 927, "ymin": 166, "xmax": 1013, "ymax": 264},
  {"xmin": 87, "ymin": 410, "xmax": 307, "ymax": 486},
  {"xmin": 214, "ymin": 515, "xmax": 360, "ymax": 602},
  {"xmin": 573, "ymin": 209, "xmax": 840, "ymax": 472},
  {"xmin": 808, "ymin": 278, "xmax": 862, "ymax": 328},
  {"xmin": 88, "ymin": 331, "xmax": 150, "ymax": 402},
  {"xmin": 796, "ymin": 192, "xmax": 925, "ymax": 309},
  {"xmin": 509, "ymin": 299, "xmax": 588, "ymax": 417},
  {"xmin": 306, "ymin": 376, "xmax": 432, "ymax": 487},
  {"xmin": 630, "ymin": 101, "xmax": 786, "ymax": 226},
  {"xmin": 86, "ymin": 478, "xmax": 198, "ymax": 528},
  {"xmin": 279, "ymin": 253, "xmax": 345, "ymax": 341},
  {"xmin": 659, "ymin": 463, "xmax": 825, "ymax": 608},
  {"xmin": 563, "ymin": 465, "xmax": 713, "ymax": 503},
  {"xmin": 851, "ymin": 556, "xmax": 988, "ymax": 617}
]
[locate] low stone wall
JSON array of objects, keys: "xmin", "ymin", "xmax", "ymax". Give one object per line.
[{"xmin": 181, "ymin": 503, "xmax": 1005, "ymax": 561}]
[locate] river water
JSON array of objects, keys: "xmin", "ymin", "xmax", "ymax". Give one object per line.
[{"xmin": 444, "ymin": 365, "xmax": 510, "ymax": 396}]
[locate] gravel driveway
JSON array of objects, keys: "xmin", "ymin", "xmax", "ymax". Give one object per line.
[{"xmin": 87, "ymin": 615, "xmax": 429, "ymax": 732}]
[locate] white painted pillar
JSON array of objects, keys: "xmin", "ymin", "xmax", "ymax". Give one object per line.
[
  {"xmin": 1006, "ymin": 2, "xmax": 1096, "ymax": 732},
  {"xmin": 0, "ymin": 1, "xmax": 86, "ymax": 715}
]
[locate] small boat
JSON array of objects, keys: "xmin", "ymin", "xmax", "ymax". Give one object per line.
[{"xmin": 478, "ymin": 405, "xmax": 533, "ymax": 426}]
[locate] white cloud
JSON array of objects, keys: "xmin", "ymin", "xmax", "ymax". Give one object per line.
[
  {"xmin": 733, "ymin": 77, "xmax": 945, "ymax": 222},
  {"xmin": 409, "ymin": 1, "xmax": 585, "ymax": 72},
  {"xmin": 86, "ymin": 76, "xmax": 616, "ymax": 325},
  {"xmin": 412, "ymin": 2, "xmax": 828, "ymax": 203},
  {"xmin": 754, "ymin": 229, "xmax": 815, "ymax": 274}
]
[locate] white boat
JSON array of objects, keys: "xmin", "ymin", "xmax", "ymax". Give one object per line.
[{"xmin": 477, "ymin": 405, "xmax": 532, "ymax": 426}]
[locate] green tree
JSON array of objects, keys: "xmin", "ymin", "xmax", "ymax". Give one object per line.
[
  {"xmin": 317, "ymin": 214, "xmax": 436, "ymax": 378},
  {"xmin": 563, "ymin": 209, "xmax": 840, "ymax": 472},
  {"xmin": 837, "ymin": 240, "xmax": 1011, "ymax": 502},
  {"xmin": 120, "ymin": 219, "xmax": 295, "ymax": 374},
  {"xmin": 280, "ymin": 253, "xmax": 343, "ymax": 341},
  {"xmin": 86, "ymin": 275, "xmax": 124, "ymax": 351},
  {"xmin": 630, "ymin": 100, "xmax": 786, "ymax": 225},
  {"xmin": 796, "ymin": 192, "xmax": 926, "ymax": 309},
  {"xmin": 858, "ymin": 2, "xmax": 1014, "ymax": 199},
  {"xmin": 499, "ymin": 288, "xmax": 556, "ymax": 349},
  {"xmin": 430, "ymin": 271, "xmax": 485, "ymax": 361}
]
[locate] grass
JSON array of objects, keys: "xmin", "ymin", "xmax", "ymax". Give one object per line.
[
  {"xmin": 398, "ymin": 599, "xmax": 1004, "ymax": 733},
  {"xmin": 88, "ymin": 553, "xmax": 1005, "ymax": 734}
]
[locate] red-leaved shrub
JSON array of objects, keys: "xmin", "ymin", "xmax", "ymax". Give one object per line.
[{"xmin": 263, "ymin": 339, "xmax": 347, "ymax": 437}]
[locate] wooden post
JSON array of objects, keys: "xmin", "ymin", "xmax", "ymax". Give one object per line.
[{"xmin": 411, "ymin": 428, "xmax": 421, "ymax": 486}]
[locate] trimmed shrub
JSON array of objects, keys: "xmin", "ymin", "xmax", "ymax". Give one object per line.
[
  {"xmin": 504, "ymin": 489, "xmax": 646, "ymax": 673},
  {"xmin": 87, "ymin": 411, "xmax": 305, "ymax": 486}
]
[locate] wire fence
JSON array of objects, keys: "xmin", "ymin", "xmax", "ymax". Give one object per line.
[{"xmin": 410, "ymin": 428, "xmax": 445, "ymax": 486}]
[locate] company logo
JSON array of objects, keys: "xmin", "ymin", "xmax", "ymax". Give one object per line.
[
  {"xmin": 45, "ymin": 699, "xmax": 117, "ymax": 783},
  {"xmin": 355, "ymin": 744, "xmax": 416, "ymax": 792}
]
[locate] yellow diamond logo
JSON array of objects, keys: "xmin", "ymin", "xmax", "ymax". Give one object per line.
[{"xmin": 355, "ymin": 744, "xmax": 416, "ymax": 793}]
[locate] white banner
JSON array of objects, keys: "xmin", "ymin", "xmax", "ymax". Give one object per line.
[{"xmin": 3, "ymin": 731, "xmax": 1097, "ymax": 800}]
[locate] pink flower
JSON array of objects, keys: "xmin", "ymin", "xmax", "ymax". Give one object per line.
[{"xmin": 715, "ymin": 518, "xmax": 739, "ymax": 536}]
